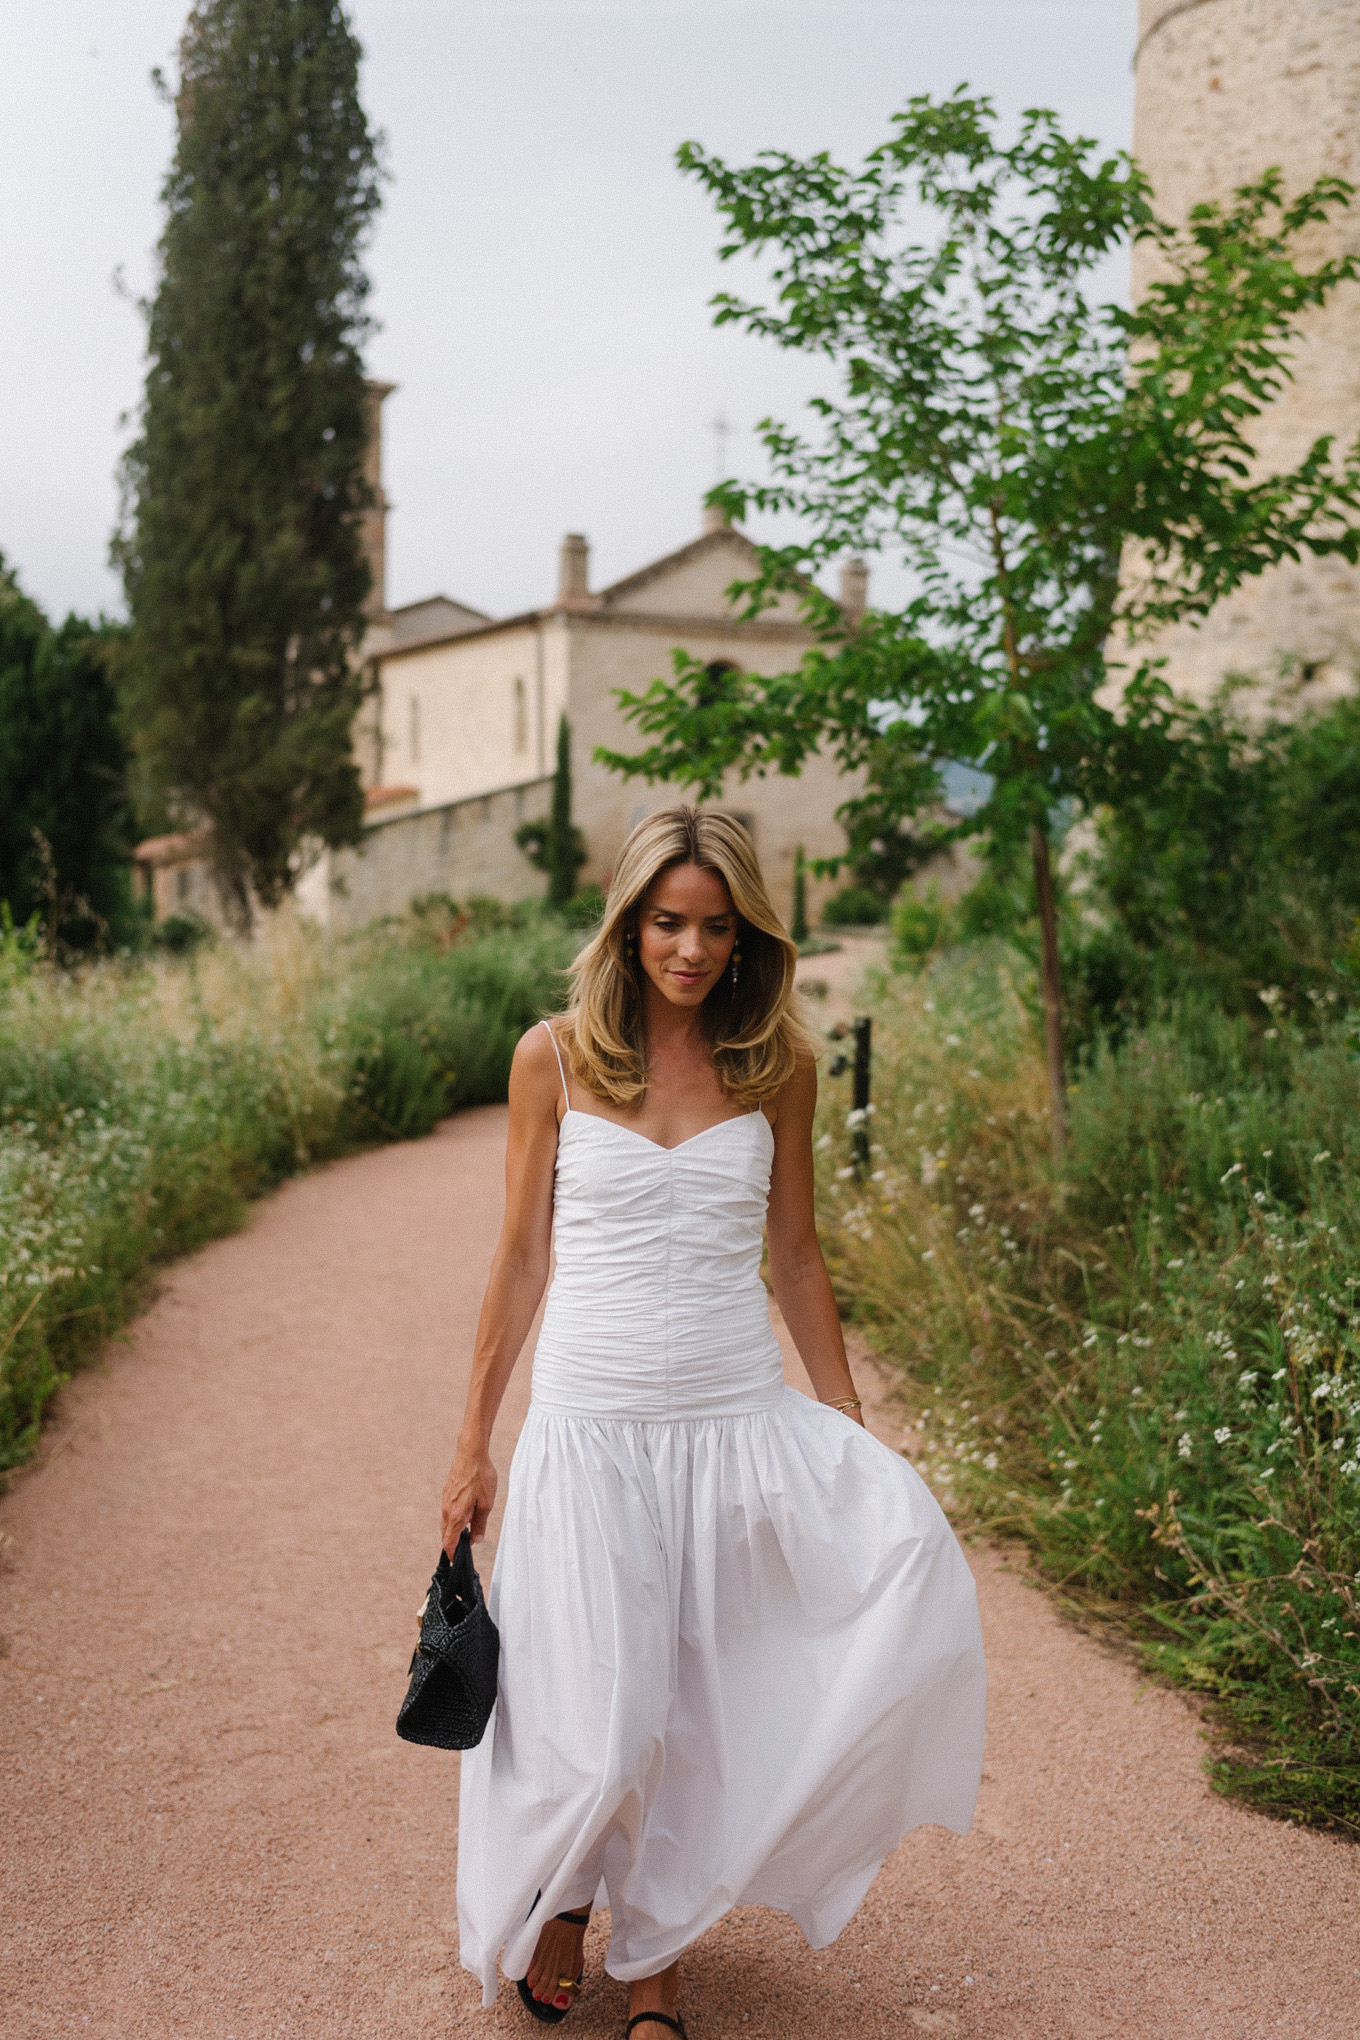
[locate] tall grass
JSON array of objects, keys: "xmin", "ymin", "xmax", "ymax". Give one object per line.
[
  {"xmin": 0, "ymin": 911, "xmax": 573, "ymax": 1471},
  {"xmin": 817, "ymin": 949, "xmax": 1360, "ymax": 1832}
]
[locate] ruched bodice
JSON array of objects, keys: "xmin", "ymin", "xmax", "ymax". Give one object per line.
[{"xmin": 532, "ymin": 1109, "xmax": 784, "ymax": 1420}]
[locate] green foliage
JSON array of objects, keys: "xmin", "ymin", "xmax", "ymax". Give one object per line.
[
  {"xmin": 114, "ymin": 0, "xmax": 383, "ymax": 927},
  {"xmin": 516, "ymin": 715, "xmax": 587, "ymax": 906},
  {"xmin": 890, "ymin": 883, "xmax": 949, "ymax": 964},
  {"xmin": 821, "ymin": 884, "xmax": 888, "ymax": 927},
  {"xmin": 0, "ymin": 914, "xmax": 573, "ymax": 1471},
  {"xmin": 818, "ymin": 954, "xmax": 1360, "ymax": 1829},
  {"xmin": 790, "ymin": 845, "xmax": 809, "ymax": 945},
  {"xmin": 1067, "ymin": 680, "xmax": 1360, "ymax": 1033},
  {"xmin": 601, "ymin": 92, "xmax": 1360, "ymax": 1120},
  {"xmin": 0, "ymin": 559, "xmax": 133, "ymax": 947}
]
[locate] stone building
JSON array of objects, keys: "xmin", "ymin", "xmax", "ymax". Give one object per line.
[
  {"xmin": 1132, "ymin": 0, "xmax": 1360, "ymax": 702},
  {"xmin": 133, "ymin": 382, "xmax": 867, "ymax": 933},
  {"xmin": 297, "ymin": 478, "xmax": 865, "ymax": 931}
]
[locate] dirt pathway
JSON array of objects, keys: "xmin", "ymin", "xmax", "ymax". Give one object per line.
[{"xmin": 2, "ymin": 1106, "xmax": 1356, "ymax": 2039}]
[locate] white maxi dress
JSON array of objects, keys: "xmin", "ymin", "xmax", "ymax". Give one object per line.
[{"xmin": 457, "ymin": 1026, "xmax": 986, "ymax": 2004}]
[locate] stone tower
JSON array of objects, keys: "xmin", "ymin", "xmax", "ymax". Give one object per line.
[{"xmin": 1132, "ymin": 0, "xmax": 1360, "ymax": 701}]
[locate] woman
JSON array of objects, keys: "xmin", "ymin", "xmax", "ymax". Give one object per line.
[{"xmin": 443, "ymin": 807, "xmax": 985, "ymax": 2038}]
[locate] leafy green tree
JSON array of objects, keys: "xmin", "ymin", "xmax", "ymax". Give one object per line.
[
  {"xmin": 600, "ymin": 93, "xmax": 1360, "ymax": 1153},
  {"xmin": 0, "ymin": 559, "xmax": 132, "ymax": 947},
  {"xmin": 517, "ymin": 714, "xmax": 587, "ymax": 907},
  {"xmin": 114, "ymin": 0, "xmax": 383, "ymax": 928}
]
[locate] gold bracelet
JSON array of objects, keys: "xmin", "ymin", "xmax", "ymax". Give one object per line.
[{"xmin": 824, "ymin": 1395, "xmax": 862, "ymax": 1411}]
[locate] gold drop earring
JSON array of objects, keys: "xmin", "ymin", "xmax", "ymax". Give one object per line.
[{"xmin": 730, "ymin": 938, "xmax": 742, "ymax": 989}]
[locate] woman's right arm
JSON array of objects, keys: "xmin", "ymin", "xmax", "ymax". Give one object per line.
[{"xmin": 440, "ymin": 1025, "xmax": 563, "ymax": 1554}]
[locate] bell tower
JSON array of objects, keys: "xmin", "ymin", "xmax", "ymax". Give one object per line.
[{"xmin": 1132, "ymin": 0, "xmax": 1360, "ymax": 700}]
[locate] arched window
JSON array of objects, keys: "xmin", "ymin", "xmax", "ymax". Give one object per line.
[
  {"xmin": 408, "ymin": 693, "xmax": 421, "ymax": 765},
  {"xmin": 513, "ymin": 675, "xmax": 528, "ymax": 752},
  {"xmin": 697, "ymin": 659, "xmax": 739, "ymax": 706}
]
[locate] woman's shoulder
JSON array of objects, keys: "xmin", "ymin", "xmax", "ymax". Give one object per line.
[
  {"xmin": 765, "ymin": 1047, "xmax": 817, "ymax": 1131},
  {"xmin": 512, "ymin": 1017, "xmax": 571, "ymax": 1102}
]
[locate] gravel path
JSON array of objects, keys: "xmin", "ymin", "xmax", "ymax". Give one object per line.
[{"xmin": 2, "ymin": 1105, "xmax": 1356, "ymax": 2039}]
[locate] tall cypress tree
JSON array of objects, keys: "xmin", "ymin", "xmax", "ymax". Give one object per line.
[
  {"xmin": 516, "ymin": 715, "xmax": 587, "ymax": 907},
  {"xmin": 114, "ymin": 0, "xmax": 383, "ymax": 927}
]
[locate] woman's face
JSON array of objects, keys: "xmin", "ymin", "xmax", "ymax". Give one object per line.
[{"xmin": 633, "ymin": 861, "xmax": 738, "ymax": 1009}]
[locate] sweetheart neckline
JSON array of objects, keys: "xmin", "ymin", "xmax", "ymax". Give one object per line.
[{"xmin": 561, "ymin": 1107, "xmax": 771, "ymax": 1156}]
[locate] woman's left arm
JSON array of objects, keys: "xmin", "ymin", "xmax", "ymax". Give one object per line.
[{"xmin": 766, "ymin": 1057, "xmax": 864, "ymax": 1425}]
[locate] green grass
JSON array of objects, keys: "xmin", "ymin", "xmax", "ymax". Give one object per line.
[
  {"xmin": 0, "ymin": 909, "xmax": 574, "ymax": 1472},
  {"xmin": 815, "ymin": 948, "xmax": 1360, "ymax": 1833}
]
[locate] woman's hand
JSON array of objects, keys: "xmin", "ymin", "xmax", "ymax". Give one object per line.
[{"xmin": 441, "ymin": 1443, "xmax": 498, "ymax": 1554}]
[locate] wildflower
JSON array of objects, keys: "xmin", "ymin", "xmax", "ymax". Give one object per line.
[
  {"xmin": 1313, "ymin": 1151, "xmax": 1332, "ymax": 1165},
  {"xmin": 1167, "ymin": 1257, "xmax": 1184, "ymax": 1268},
  {"xmin": 815, "ymin": 1133, "xmax": 832, "ymax": 1151},
  {"xmin": 982, "ymin": 1452, "xmax": 999, "ymax": 1471},
  {"xmin": 1178, "ymin": 1434, "xmax": 1193, "ymax": 1461},
  {"xmin": 1220, "ymin": 1162, "xmax": 1244, "ymax": 1182},
  {"xmin": 1214, "ymin": 1426, "xmax": 1231, "ymax": 1445},
  {"xmin": 945, "ymin": 1033, "xmax": 961, "ymax": 1047}
]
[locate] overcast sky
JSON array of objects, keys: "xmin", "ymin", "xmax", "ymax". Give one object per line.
[{"xmin": 1, "ymin": 0, "xmax": 1137, "ymax": 626}]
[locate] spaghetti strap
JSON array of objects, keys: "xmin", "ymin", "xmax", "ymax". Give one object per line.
[{"xmin": 540, "ymin": 1019, "xmax": 570, "ymax": 1108}]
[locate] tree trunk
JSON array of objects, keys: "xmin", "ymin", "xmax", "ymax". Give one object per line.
[{"xmin": 1029, "ymin": 821, "xmax": 1067, "ymax": 1164}]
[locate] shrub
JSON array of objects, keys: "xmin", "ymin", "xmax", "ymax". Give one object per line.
[
  {"xmin": 816, "ymin": 952, "xmax": 1360, "ymax": 1830},
  {"xmin": 822, "ymin": 884, "xmax": 888, "ymax": 927},
  {"xmin": 890, "ymin": 884, "xmax": 948, "ymax": 966},
  {"xmin": 0, "ymin": 910, "xmax": 574, "ymax": 1471}
]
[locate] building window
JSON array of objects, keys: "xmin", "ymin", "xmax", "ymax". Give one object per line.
[
  {"xmin": 698, "ymin": 659, "xmax": 739, "ymax": 704},
  {"xmin": 513, "ymin": 675, "xmax": 527, "ymax": 753},
  {"xmin": 409, "ymin": 693, "xmax": 420, "ymax": 765}
]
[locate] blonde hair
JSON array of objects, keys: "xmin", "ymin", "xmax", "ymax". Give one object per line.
[{"xmin": 560, "ymin": 806, "xmax": 816, "ymax": 1110}]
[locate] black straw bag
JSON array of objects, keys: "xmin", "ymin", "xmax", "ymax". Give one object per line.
[{"xmin": 396, "ymin": 1530, "xmax": 499, "ymax": 1750}]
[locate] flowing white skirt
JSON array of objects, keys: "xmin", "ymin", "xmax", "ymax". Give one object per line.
[{"xmin": 456, "ymin": 1386, "xmax": 985, "ymax": 2004}]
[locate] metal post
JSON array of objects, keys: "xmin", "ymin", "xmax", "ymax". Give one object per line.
[{"xmin": 851, "ymin": 1015, "xmax": 872, "ymax": 1180}]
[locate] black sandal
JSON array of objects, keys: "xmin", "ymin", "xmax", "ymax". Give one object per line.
[
  {"xmin": 516, "ymin": 1910, "xmax": 590, "ymax": 2024},
  {"xmin": 626, "ymin": 2017, "xmax": 688, "ymax": 2037}
]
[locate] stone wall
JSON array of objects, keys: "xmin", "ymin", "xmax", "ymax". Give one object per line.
[
  {"xmin": 303, "ymin": 777, "xmax": 553, "ymax": 933},
  {"xmin": 1132, "ymin": 0, "xmax": 1360, "ymax": 702}
]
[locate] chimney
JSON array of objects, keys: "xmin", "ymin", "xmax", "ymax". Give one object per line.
[
  {"xmin": 557, "ymin": 532, "xmax": 592, "ymax": 608},
  {"xmin": 839, "ymin": 557, "xmax": 869, "ymax": 628},
  {"xmin": 702, "ymin": 498, "xmax": 732, "ymax": 535}
]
